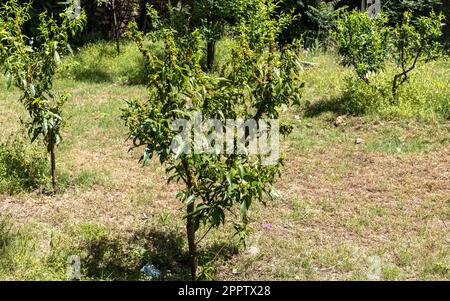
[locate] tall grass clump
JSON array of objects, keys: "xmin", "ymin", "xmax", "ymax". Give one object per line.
[
  {"xmin": 0, "ymin": 215, "xmax": 13, "ymax": 250},
  {"xmin": 0, "ymin": 133, "xmax": 50, "ymax": 194},
  {"xmin": 0, "ymin": 216, "xmax": 74, "ymax": 280},
  {"xmin": 341, "ymin": 57, "xmax": 450, "ymax": 119},
  {"xmin": 59, "ymin": 40, "xmax": 163, "ymax": 85}
]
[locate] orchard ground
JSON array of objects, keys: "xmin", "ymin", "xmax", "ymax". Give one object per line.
[{"xmin": 0, "ymin": 41, "xmax": 449, "ymax": 280}]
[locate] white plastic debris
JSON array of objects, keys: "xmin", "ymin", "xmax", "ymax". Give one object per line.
[{"xmin": 140, "ymin": 264, "xmax": 161, "ymax": 279}]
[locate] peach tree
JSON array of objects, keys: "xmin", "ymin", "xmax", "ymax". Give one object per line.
[
  {"xmin": 122, "ymin": 1, "xmax": 303, "ymax": 279},
  {"xmin": 0, "ymin": 0, "xmax": 85, "ymax": 191},
  {"xmin": 334, "ymin": 9, "xmax": 444, "ymax": 100},
  {"xmin": 390, "ymin": 11, "xmax": 444, "ymax": 97}
]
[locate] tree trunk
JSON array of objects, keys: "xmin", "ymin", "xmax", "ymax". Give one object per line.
[
  {"xmin": 206, "ymin": 40, "xmax": 216, "ymax": 72},
  {"xmin": 182, "ymin": 158, "xmax": 198, "ymax": 280},
  {"xmin": 138, "ymin": 0, "xmax": 148, "ymax": 31},
  {"xmin": 112, "ymin": 0, "xmax": 120, "ymax": 54},
  {"xmin": 50, "ymin": 142, "xmax": 57, "ymax": 191},
  {"xmin": 186, "ymin": 202, "xmax": 198, "ymax": 280}
]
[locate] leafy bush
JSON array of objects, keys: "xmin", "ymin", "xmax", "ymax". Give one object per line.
[
  {"xmin": 334, "ymin": 9, "xmax": 446, "ymax": 114},
  {"xmin": 341, "ymin": 57, "xmax": 450, "ymax": 118},
  {"xmin": 0, "ymin": 133, "xmax": 50, "ymax": 195},
  {"xmin": 334, "ymin": 11, "xmax": 389, "ymax": 84},
  {"xmin": 383, "ymin": 0, "xmax": 442, "ymax": 24},
  {"xmin": 341, "ymin": 75, "xmax": 388, "ymax": 115}
]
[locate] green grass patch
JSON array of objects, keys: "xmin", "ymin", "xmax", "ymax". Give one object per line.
[
  {"xmin": 303, "ymin": 55, "xmax": 450, "ymax": 120},
  {"xmin": 59, "ymin": 40, "xmax": 157, "ymax": 85},
  {"xmin": 0, "ymin": 133, "xmax": 50, "ymax": 194}
]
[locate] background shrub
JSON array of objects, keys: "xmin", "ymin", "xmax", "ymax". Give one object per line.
[
  {"xmin": 341, "ymin": 57, "xmax": 450, "ymax": 119},
  {"xmin": 383, "ymin": 0, "xmax": 442, "ymax": 24}
]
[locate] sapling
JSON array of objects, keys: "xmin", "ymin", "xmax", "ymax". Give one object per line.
[
  {"xmin": 334, "ymin": 10, "xmax": 444, "ymax": 100},
  {"xmin": 122, "ymin": 1, "xmax": 303, "ymax": 279},
  {"xmin": 0, "ymin": 0, "xmax": 86, "ymax": 191},
  {"xmin": 94, "ymin": 0, "xmax": 140, "ymax": 54},
  {"xmin": 334, "ymin": 10, "xmax": 389, "ymax": 85},
  {"xmin": 390, "ymin": 11, "xmax": 444, "ymax": 98}
]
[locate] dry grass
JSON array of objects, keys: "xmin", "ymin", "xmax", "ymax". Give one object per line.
[{"xmin": 0, "ymin": 52, "xmax": 448, "ymax": 280}]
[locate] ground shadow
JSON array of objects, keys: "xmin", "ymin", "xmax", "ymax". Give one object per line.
[
  {"xmin": 303, "ymin": 96, "xmax": 351, "ymax": 118},
  {"xmin": 72, "ymin": 68, "xmax": 113, "ymax": 83},
  {"xmin": 71, "ymin": 64, "xmax": 147, "ymax": 85},
  {"xmin": 68, "ymin": 49, "xmax": 147, "ymax": 85},
  {"xmin": 80, "ymin": 227, "xmax": 238, "ymax": 281}
]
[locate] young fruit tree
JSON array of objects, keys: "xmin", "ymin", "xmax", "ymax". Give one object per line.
[
  {"xmin": 334, "ymin": 10, "xmax": 444, "ymax": 100},
  {"xmin": 390, "ymin": 11, "xmax": 444, "ymax": 98},
  {"xmin": 190, "ymin": 0, "xmax": 239, "ymax": 71},
  {"xmin": 122, "ymin": 1, "xmax": 303, "ymax": 279},
  {"xmin": 94, "ymin": 0, "xmax": 140, "ymax": 54},
  {"xmin": 145, "ymin": 1, "xmax": 240, "ymax": 72},
  {"xmin": 0, "ymin": 0, "xmax": 86, "ymax": 191}
]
